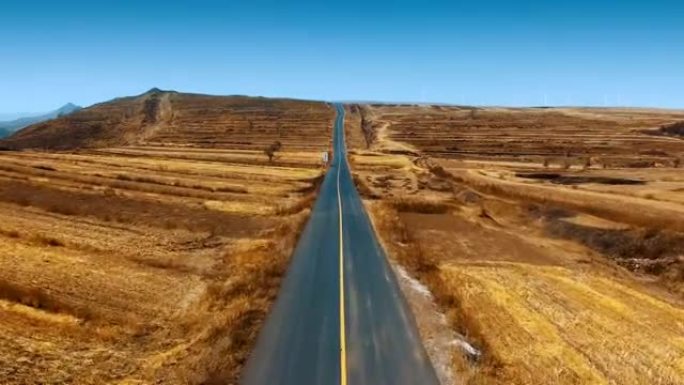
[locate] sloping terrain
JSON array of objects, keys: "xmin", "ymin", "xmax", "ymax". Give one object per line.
[
  {"xmin": 0, "ymin": 103, "xmax": 81, "ymax": 138},
  {"xmin": 369, "ymin": 105, "xmax": 684, "ymax": 165},
  {"xmin": 0, "ymin": 93, "xmax": 334, "ymax": 384},
  {"xmin": 3, "ymin": 89, "xmax": 332, "ymax": 151},
  {"xmin": 347, "ymin": 104, "xmax": 684, "ymax": 385}
]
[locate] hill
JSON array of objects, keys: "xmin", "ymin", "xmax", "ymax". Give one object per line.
[
  {"xmin": 0, "ymin": 103, "xmax": 81, "ymax": 138},
  {"xmin": 0, "ymin": 90, "xmax": 334, "ymax": 383},
  {"xmin": 2, "ymin": 89, "xmax": 333, "ymax": 151}
]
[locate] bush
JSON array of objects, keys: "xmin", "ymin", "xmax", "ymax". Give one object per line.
[
  {"xmin": 264, "ymin": 140, "xmax": 282, "ymax": 163},
  {"xmin": 33, "ymin": 165, "xmax": 57, "ymax": 171},
  {"xmin": 33, "ymin": 235, "xmax": 64, "ymax": 247}
]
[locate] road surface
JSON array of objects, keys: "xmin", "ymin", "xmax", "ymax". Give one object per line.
[{"xmin": 240, "ymin": 104, "xmax": 440, "ymax": 385}]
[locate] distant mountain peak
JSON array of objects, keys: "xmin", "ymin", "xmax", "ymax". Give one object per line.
[
  {"xmin": 58, "ymin": 103, "xmax": 81, "ymax": 112},
  {"xmin": 145, "ymin": 87, "xmax": 164, "ymax": 95},
  {"xmin": 0, "ymin": 103, "xmax": 82, "ymax": 137},
  {"xmin": 56, "ymin": 103, "xmax": 81, "ymax": 117}
]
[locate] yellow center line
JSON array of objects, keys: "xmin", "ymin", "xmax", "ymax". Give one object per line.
[{"xmin": 337, "ymin": 110, "xmax": 348, "ymax": 385}]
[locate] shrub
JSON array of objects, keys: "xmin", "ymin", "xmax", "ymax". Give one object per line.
[
  {"xmin": 33, "ymin": 165, "xmax": 57, "ymax": 171},
  {"xmin": 264, "ymin": 140, "xmax": 282, "ymax": 163},
  {"xmin": 32, "ymin": 235, "xmax": 64, "ymax": 247}
]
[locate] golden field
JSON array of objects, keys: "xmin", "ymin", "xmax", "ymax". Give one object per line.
[
  {"xmin": 2, "ymin": 94, "xmax": 683, "ymax": 384},
  {"xmin": 347, "ymin": 104, "xmax": 684, "ymax": 385},
  {"xmin": 0, "ymin": 92, "xmax": 334, "ymax": 384}
]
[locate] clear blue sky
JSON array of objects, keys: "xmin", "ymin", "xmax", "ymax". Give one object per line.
[{"xmin": 1, "ymin": 0, "xmax": 683, "ymax": 113}]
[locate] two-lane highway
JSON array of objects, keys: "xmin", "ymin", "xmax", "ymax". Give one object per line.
[{"xmin": 240, "ymin": 104, "xmax": 440, "ymax": 385}]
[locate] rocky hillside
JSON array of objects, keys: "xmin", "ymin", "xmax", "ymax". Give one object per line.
[{"xmin": 2, "ymin": 89, "xmax": 333, "ymax": 151}]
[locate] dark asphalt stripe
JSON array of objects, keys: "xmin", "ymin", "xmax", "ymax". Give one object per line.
[
  {"xmin": 241, "ymin": 103, "xmax": 439, "ymax": 385},
  {"xmin": 240, "ymin": 119, "xmax": 342, "ymax": 385}
]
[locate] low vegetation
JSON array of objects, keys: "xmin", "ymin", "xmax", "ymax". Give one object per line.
[
  {"xmin": 2, "ymin": 90, "xmax": 333, "ymax": 151},
  {"xmin": 0, "ymin": 94, "xmax": 334, "ymax": 384},
  {"xmin": 264, "ymin": 140, "xmax": 282, "ymax": 163},
  {"xmin": 652, "ymin": 120, "xmax": 684, "ymax": 138},
  {"xmin": 350, "ymin": 104, "xmax": 684, "ymax": 385},
  {"xmin": 391, "ymin": 197, "xmax": 451, "ymax": 214}
]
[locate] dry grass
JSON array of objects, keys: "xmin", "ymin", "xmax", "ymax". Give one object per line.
[
  {"xmin": 366, "ymin": 199, "xmax": 684, "ymax": 385},
  {"xmin": 442, "ymin": 166, "xmax": 684, "ymax": 232},
  {"xmin": 2, "ymin": 91, "xmax": 334, "ymax": 151},
  {"xmin": 0, "ymin": 179, "xmax": 268, "ymax": 235},
  {"xmin": 0, "ymin": 172, "xmax": 318, "ymax": 383},
  {"xmin": 138, "ymin": 212, "xmax": 310, "ymax": 384},
  {"xmin": 367, "ymin": 105, "xmax": 684, "ymax": 165},
  {"xmin": 0, "ymin": 97, "xmax": 329, "ymax": 383},
  {"xmin": 274, "ymin": 193, "xmax": 318, "ymax": 216},
  {"xmin": 365, "ymin": 201, "xmax": 496, "ymax": 380},
  {"xmin": 540, "ymin": 210, "xmax": 684, "ymax": 274},
  {"xmin": 440, "ymin": 263, "xmax": 684, "ymax": 385},
  {"xmin": 0, "ymin": 279, "xmax": 93, "ymax": 321},
  {"xmin": 351, "ymin": 173, "xmax": 380, "ymax": 199},
  {"xmin": 391, "ymin": 197, "xmax": 452, "ymax": 214},
  {"xmin": 350, "ymin": 152, "xmax": 413, "ymax": 169},
  {"xmin": 351, "ymin": 104, "xmax": 684, "ymax": 385}
]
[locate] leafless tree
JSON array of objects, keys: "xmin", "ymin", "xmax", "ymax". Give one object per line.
[
  {"xmin": 264, "ymin": 140, "xmax": 282, "ymax": 163},
  {"xmin": 361, "ymin": 118, "xmax": 376, "ymax": 149}
]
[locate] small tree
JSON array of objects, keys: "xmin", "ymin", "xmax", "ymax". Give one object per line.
[
  {"xmin": 361, "ymin": 118, "xmax": 376, "ymax": 149},
  {"xmin": 264, "ymin": 140, "xmax": 282, "ymax": 163},
  {"xmin": 674, "ymin": 158, "xmax": 681, "ymax": 168},
  {"xmin": 542, "ymin": 158, "xmax": 550, "ymax": 168}
]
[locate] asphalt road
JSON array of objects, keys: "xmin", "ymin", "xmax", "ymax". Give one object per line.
[{"xmin": 240, "ymin": 104, "xmax": 440, "ymax": 385}]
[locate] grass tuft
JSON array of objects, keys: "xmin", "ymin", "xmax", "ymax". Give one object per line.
[{"xmin": 391, "ymin": 197, "xmax": 451, "ymax": 214}]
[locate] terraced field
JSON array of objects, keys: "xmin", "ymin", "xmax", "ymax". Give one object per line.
[
  {"xmin": 3, "ymin": 90, "xmax": 332, "ymax": 151},
  {"xmin": 347, "ymin": 104, "xmax": 684, "ymax": 385},
  {"xmin": 0, "ymin": 94, "xmax": 334, "ymax": 384},
  {"xmin": 144, "ymin": 94, "xmax": 332, "ymax": 151},
  {"xmin": 368, "ymin": 105, "xmax": 684, "ymax": 165},
  {"xmin": 3, "ymin": 97, "xmax": 683, "ymax": 384}
]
